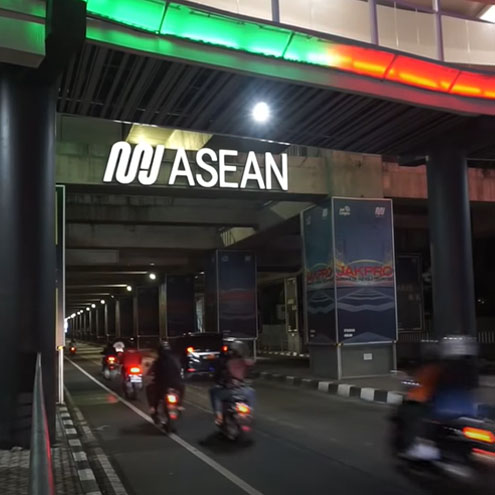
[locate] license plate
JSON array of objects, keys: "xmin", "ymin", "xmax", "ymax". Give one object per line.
[
  {"xmin": 207, "ymin": 354, "xmax": 216, "ymax": 360},
  {"xmin": 130, "ymin": 376, "xmax": 142, "ymax": 383}
]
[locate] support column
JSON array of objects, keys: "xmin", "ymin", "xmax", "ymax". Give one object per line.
[
  {"xmin": 136, "ymin": 287, "xmax": 159, "ymax": 348},
  {"xmin": 426, "ymin": 147, "xmax": 476, "ymax": 337},
  {"xmin": 105, "ymin": 299, "xmax": 116, "ymax": 342},
  {"xmin": 0, "ymin": 70, "xmax": 57, "ymax": 447}
]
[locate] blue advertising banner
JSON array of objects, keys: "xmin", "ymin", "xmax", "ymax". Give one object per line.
[
  {"xmin": 167, "ymin": 275, "xmax": 195, "ymax": 337},
  {"xmin": 217, "ymin": 250, "xmax": 257, "ymax": 339},
  {"xmin": 302, "ymin": 202, "xmax": 336, "ymax": 343},
  {"xmin": 333, "ymin": 198, "xmax": 397, "ymax": 343}
]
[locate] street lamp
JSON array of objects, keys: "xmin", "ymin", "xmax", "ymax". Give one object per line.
[
  {"xmin": 252, "ymin": 101, "xmax": 270, "ymax": 123},
  {"xmin": 149, "ymin": 273, "xmax": 157, "ymax": 281}
]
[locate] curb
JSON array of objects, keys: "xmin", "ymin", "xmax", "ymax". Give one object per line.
[
  {"xmin": 259, "ymin": 351, "xmax": 309, "ymax": 358},
  {"xmin": 59, "ymin": 403, "xmax": 102, "ymax": 495},
  {"xmin": 63, "ymin": 388, "xmax": 130, "ymax": 495},
  {"xmin": 254, "ymin": 371, "xmax": 495, "ymax": 419}
]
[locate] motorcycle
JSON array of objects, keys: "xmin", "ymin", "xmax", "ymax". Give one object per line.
[
  {"xmin": 219, "ymin": 387, "xmax": 252, "ymax": 442},
  {"xmin": 390, "ymin": 375, "xmax": 495, "ymax": 488},
  {"xmin": 102, "ymin": 354, "xmax": 119, "ymax": 380},
  {"xmin": 157, "ymin": 388, "xmax": 181, "ymax": 433},
  {"xmin": 122, "ymin": 365, "xmax": 143, "ymax": 400}
]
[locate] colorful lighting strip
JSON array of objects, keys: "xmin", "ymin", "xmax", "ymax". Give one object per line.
[{"xmin": 85, "ymin": 0, "xmax": 495, "ymax": 102}]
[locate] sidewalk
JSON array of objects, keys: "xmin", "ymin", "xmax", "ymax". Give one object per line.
[
  {"xmin": 0, "ymin": 408, "xmax": 83, "ymax": 495},
  {"xmin": 255, "ymin": 353, "xmax": 495, "ymax": 418}
]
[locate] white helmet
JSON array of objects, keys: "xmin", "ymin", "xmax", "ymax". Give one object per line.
[{"xmin": 439, "ymin": 335, "xmax": 477, "ymax": 358}]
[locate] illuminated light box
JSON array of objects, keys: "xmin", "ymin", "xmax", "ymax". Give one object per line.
[
  {"xmin": 160, "ymin": 3, "xmax": 291, "ymax": 57},
  {"xmin": 86, "ymin": 0, "xmax": 165, "ymax": 33},
  {"xmin": 385, "ymin": 56, "xmax": 459, "ymax": 92},
  {"xmin": 284, "ymin": 34, "xmax": 394, "ymax": 79}
]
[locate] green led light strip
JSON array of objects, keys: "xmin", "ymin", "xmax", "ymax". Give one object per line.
[{"xmin": 86, "ymin": 0, "xmax": 165, "ymax": 33}]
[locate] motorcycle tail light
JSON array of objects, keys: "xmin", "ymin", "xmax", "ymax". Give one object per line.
[
  {"xmin": 107, "ymin": 356, "xmax": 116, "ymax": 363},
  {"xmin": 167, "ymin": 394, "xmax": 178, "ymax": 404},
  {"xmin": 186, "ymin": 346, "xmax": 194, "ymax": 354},
  {"xmin": 463, "ymin": 427, "xmax": 495, "ymax": 444},
  {"xmin": 129, "ymin": 366, "xmax": 141, "ymax": 374},
  {"xmin": 70, "ymin": 347, "xmax": 75, "ymax": 351},
  {"xmin": 235, "ymin": 403, "xmax": 250, "ymax": 414}
]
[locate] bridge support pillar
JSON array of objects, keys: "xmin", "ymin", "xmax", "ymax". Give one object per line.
[{"xmin": 426, "ymin": 146, "xmax": 476, "ymax": 337}]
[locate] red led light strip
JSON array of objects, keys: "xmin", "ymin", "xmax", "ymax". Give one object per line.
[{"xmin": 316, "ymin": 43, "xmax": 495, "ymax": 100}]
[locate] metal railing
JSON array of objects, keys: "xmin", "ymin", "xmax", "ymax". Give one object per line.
[{"xmin": 29, "ymin": 353, "xmax": 55, "ymax": 495}]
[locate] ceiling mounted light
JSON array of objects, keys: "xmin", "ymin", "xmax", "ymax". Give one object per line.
[
  {"xmin": 101, "ymin": 299, "xmax": 105, "ymax": 305},
  {"xmin": 252, "ymin": 101, "xmax": 270, "ymax": 123},
  {"xmin": 86, "ymin": 308, "xmax": 90, "ymax": 312},
  {"xmin": 126, "ymin": 285, "xmax": 133, "ymax": 292},
  {"xmin": 149, "ymin": 273, "xmax": 157, "ymax": 281},
  {"xmin": 91, "ymin": 304, "xmax": 96, "ymax": 309}
]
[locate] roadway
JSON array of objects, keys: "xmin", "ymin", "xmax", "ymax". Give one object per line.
[{"xmin": 65, "ymin": 344, "xmax": 430, "ymax": 495}]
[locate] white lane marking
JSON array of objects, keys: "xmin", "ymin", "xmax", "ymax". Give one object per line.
[
  {"xmin": 78, "ymin": 468, "xmax": 96, "ymax": 481},
  {"xmin": 387, "ymin": 392, "xmax": 403, "ymax": 405},
  {"xmin": 67, "ymin": 358, "xmax": 264, "ymax": 495}
]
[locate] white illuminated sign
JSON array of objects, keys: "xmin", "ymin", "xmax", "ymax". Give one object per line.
[{"xmin": 103, "ymin": 142, "xmax": 288, "ymax": 191}]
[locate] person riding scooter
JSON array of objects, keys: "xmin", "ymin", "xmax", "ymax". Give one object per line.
[
  {"xmin": 120, "ymin": 338, "xmax": 143, "ymax": 378},
  {"xmin": 399, "ymin": 335, "xmax": 478, "ymax": 460},
  {"xmin": 209, "ymin": 340, "xmax": 254, "ymax": 426},
  {"xmin": 147, "ymin": 340, "xmax": 184, "ymax": 424}
]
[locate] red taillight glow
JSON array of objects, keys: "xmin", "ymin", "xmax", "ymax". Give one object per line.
[
  {"xmin": 235, "ymin": 403, "xmax": 250, "ymax": 414},
  {"xmin": 70, "ymin": 347, "xmax": 75, "ymax": 351},
  {"xmin": 186, "ymin": 346, "xmax": 194, "ymax": 354},
  {"xmin": 187, "ymin": 368, "xmax": 196, "ymax": 372},
  {"xmin": 463, "ymin": 427, "xmax": 495, "ymax": 444},
  {"xmin": 222, "ymin": 345, "xmax": 228, "ymax": 352},
  {"xmin": 472, "ymin": 447, "xmax": 495, "ymax": 458},
  {"xmin": 107, "ymin": 356, "xmax": 116, "ymax": 363},
  {"xmin": 129, "ymin": 366, "xmax": 141, "ymax": 374},
  {"xmin": 167, "ymin": 394, "xmax": 178, "ymax": 404}
]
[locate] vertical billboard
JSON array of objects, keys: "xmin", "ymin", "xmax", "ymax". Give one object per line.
[
  {"xmin": 166, "ymin": 275, "xmax": 195, "ymax": 337},
  {"xmin": 396, "ymin": 255, "xmax": 424, "ymax": 332},
  {"xmin": 302, "ymin": 201, "xmax": 336, "ymax": 343},
  {"xmin": 217, "ymin": 251, "xmax": 257, "ymax": 339},
  {"xmin": 333, "ymin": 198, "xmax": 397, "ymax": 343}
]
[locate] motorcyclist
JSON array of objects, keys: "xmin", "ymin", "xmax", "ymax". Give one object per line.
[
  {"xmin": 209, "ymin": 340, "xmax": 254, "ymax": 426},
  {"xmin": 120, "ymin": 338, "xmax": 143, "ymax": 378},
  {"xmin": 395, "ymin": 340, "xmax": 442, "ymax": 457},
  {"xmin": 400, "ymin": 335, "xmax": 478, "ymax": 460},
  {"xmin": 147, "ymin": 340, "xmax": 184, "ymax": 424},
  {"xmin": 101, "ymin": 341, "xmax": 117, "ymax": 372}
]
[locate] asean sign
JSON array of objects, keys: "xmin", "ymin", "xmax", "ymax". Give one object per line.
[{"xmin": 103, "ymin": 142, "xmax": 288, "ymax": 191}]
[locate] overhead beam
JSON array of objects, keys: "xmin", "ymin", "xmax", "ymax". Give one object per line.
[
  {"xmin": 66, "ymin": 224, "xmax": 222, "ymax": 250},
  {"xmin": 66, "ymin": 203, "xmax": 259, "ymax": 227}
]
